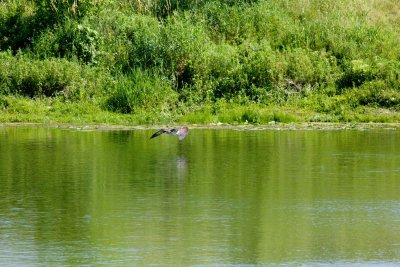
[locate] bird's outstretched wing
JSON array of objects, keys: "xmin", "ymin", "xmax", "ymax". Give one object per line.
[{"xmin": 150, "ymin": 129, "xmax": 168, "ymax": 139}]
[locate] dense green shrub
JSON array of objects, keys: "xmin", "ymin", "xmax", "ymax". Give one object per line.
[
  {"xmin": 105, "ymin": 70, "xmax": 178, "ymax": 114},
  {"xmin": 240, "ymin": 40, "xmax": 277, "ymax": 89},
  {"xmin": 160, "ymin": 15, "xmax": 211, "ymax": 87},
  {"xmin": 337, "ymin": 59, "xmax": 375, "ymax": 90},
  {"xmin": 345, "ymin": 80, "xmax": 400, "ymax": 109},
  {"xmin": 0, "ymin": 0, "xmax": 97, "ymax": 53},
  {"xmin": 0, "ymin": 51, "xmax": 110, "ymax": 99},
  {"xmin": 92, "ymin": 11, "xmax": 162, "ymax": 73},
  {"xmin": 0, "ymin": 3, "xmax": 34, "ymax": 52},
  {"xmin": 201, "ymin": 43, "xmax": 244, "ymax": 98},
  {"xmin": 33, "ymin": 19, "xmax": 99, "ymax": 64}
]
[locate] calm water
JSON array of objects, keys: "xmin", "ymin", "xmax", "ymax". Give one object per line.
[{"xmin": 0, "ymin": 126, "xmax": 399, "ymax": 266}]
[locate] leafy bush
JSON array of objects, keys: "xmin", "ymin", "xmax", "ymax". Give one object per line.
[
  {"xmin": 160, "ymin": 15, "xmax": 211, "ymax": 88},
  {"xmin": 33, "ymin": 20, "xmax": 99, "ymax": 64},
  {"xmin": 105, "ymin": 70, "xmax": 178, "ymax": 114},
  {"xmin": 337, "ymin": 59, "xmax": 375, "ymax": 89},
  {"xmin": 240, "ymin": 40, "xmax": 277, "ymax": 89},
  {"xmin": 0, "ymin": 51, "xmax": 110, "ymax": 99},
  {"xmin": 0, "ymin": 0, "xmax": 97, "ymax": 54},
  {"xmin": 345, "ymin": 80, "xmax": 400, "ymax": 109},
  {"xmin": 0, "ymin": 3, "xmax": 34, "ymax": 52},
  {"xmin": 92, "ymin": 11, "xmax": 162, "ymax": 73},
  {"xmin": 202, "ymin": 43, "xmax": 245, "ymax": 98},
  {"xmin": 284, "ymin": 48, "xmax": 342, "ymax": 90}
]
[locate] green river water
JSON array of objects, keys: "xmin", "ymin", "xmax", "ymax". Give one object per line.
[{"xmin": 0, "ymin": 126, "xmax": 399, "ymax": 266}]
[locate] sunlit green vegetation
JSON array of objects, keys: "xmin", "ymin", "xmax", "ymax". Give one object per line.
[{"xmin": 1, "ymin": 0, "xmax": 399, "ymax": 124}]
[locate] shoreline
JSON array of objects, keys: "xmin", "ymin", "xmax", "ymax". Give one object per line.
[{"xmin": 1, "ymin": 122, "xmax": 399, "ymax": 131}]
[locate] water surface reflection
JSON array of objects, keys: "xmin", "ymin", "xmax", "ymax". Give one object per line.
[{"xmin": 0, "ymin": 126, "xmax": 399, "ymax": 266}]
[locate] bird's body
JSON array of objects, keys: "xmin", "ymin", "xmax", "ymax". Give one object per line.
[{"xmin": 150, "ymin": 127, "xmax": 189, "ymax": 140}]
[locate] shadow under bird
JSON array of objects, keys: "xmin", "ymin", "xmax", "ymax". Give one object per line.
[{"xmin": 150, "ymin": 127, "xmax": 189, "ymax": 140}]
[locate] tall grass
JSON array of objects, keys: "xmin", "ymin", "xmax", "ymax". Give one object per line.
[
  {"xmin": 105, "ymin": 69, "xmax": 178, "ymax": 114},
  {"xmin": 0, "ymin": 51, "xmax": 112, "ymax": 99}
]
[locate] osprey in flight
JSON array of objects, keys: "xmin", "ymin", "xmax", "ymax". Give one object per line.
[{"xmin": 150, "ymin": 127, "xmax": 189, "ymax": 140}]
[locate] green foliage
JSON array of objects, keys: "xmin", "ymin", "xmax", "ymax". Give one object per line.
[
  {"xmin": 285, "ymin": 48, "xmax": 339, "ymax": 86},
  {"xmin": 160, "ymin": 15, "xmax": 211, "ymax": 87},
  {"xmin": 212, "ymin": 101, "xmax": 297, "ymax": 124},
  {"xmin": 0, "ymin": 51, "xmax": 110, "ymax": 99},
  {"xmin": 33, "ymin": 20, "xmax": 99, "ymax": 64},
  {"xmin": 1, "ymin": 0, "xmax": 400, "ymax": 123},
  {"xmin": 33, "ymin": 0, "xmax": 96, "ymax": 22},
  {"xmin": 105, "ymin": 69, "xmax": 178, "ymax": 114},
  {"xmin": 0, "ymin": 0, "xmax": 97, "ymax": 53},
  {"xmin": 202, "ymin": 43, "xmax": 244, "ymax": 98},
  {"xmin": 151, "ymin": 0, "xmax": 202, "ymax": 19},
  {"xmin": 337, "ymin": 60, "xmax": 375, "ymax": 89},
  {"xmin": 344, "ymin": 80, "xmax": 400, "ymax": 109},
  {"xmin": 0, "ymin": 3, "xmax": 34, "ymax": 51}
]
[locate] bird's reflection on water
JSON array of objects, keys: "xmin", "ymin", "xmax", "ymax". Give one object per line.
[{"xmin": 175, "ymin": 155, "xmax": 188, "ymax": 182}]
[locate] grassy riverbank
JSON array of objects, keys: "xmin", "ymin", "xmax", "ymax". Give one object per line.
[
  {"xmin": 2, "ymin": 95, "xmax": 400, "ymax": 125},
  {"xmin": 1, "ymin": 0, "xmax": 400, "ymax": 125}
]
